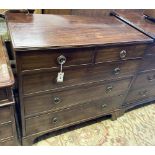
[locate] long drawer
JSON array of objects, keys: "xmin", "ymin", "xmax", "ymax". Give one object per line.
[
  {"xmin": 23, "ymin": 78, "xmax": 131, "ymax": 116},
  {"xmin": 125, "ymin": 85, "xmax": 155, "ymax": 105},
  {"xmin": 95, "ymin": 44, "xmax": 146, "ymax": 63},
  {"xmin": 19, "ymin": 48, "xmax": 94, "ymax": 71},
  {"xmin": 22, "ymin": 60, "xmax": 140, "ymax": 95},
  {"xmin": 25, "ymin": 95, "xmax": 125, "ymax": 136},
  {"xmin": 130, "ymin": 70, "xmax": 155, "ymax": 90}
]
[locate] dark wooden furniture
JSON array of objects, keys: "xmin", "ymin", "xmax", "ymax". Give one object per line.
[
  {"xmin": 111, "ymin": 10, "xmax": 155, "ymax": 110},
  {"xmin": 0, "ymin": 37, "xmax": 17, "ymax": 145},
  {"xmin": 6, "ymin": 12, "xmax": 154, "ymax": 145}
]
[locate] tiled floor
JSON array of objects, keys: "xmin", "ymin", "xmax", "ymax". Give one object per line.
[{"xmin": 34, "ymin": 103, "xmax": 155, "ymax": 146}]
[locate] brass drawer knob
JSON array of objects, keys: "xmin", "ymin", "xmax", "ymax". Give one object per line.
[
  {"xmin": 101, "ymin": 104, "xmax": 107, "ymax": 108},
  {"xmin": 106, "ymin": 85, "xmax": 113, "ymax": 93},
  {"xmin": 54, "ymin": 97, "xmax": 61, "ymax": 104},
  {"xmin": 52, "ymin": 117, "xmax": 58, "ymax": 123},
  {"xmin": 57, "ymin": 55, "xmax": 66, "ymax": 65},
  {"xmin": 120, "ymin": 50, "xmax": 127, "ymax": 59},
  {"xmin": 147, "ymin": 75, "xmax": 155, "ymax": 81},
  {"xmin": 139, "ymin": 90, "xmax": 147, "ymax": 96},
  {"xmin": 114, "ymin": 67, "xmax": 120, "ymax": 75}
]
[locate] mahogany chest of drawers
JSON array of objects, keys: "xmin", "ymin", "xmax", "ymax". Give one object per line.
[
  {"xmin": 6, "ymin": 12, "xmax": 154, "ymax": 145},
  {"xmin": 0, "ymin": 37, "xmax": 17, "ymax": 145}
]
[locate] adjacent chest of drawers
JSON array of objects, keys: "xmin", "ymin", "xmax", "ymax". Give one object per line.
[
  {"xmin": 0, "ymin": 38, "xmax": 17, "ymax": 145},
  {"xmin": 6, "ymin": 13, "xmax": 154, "ymax": 145},
  {"xmin": 112, "ymin": 10, "xmax": 155, "ymax": 110}
]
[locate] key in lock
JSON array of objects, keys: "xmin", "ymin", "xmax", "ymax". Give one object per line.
[{"xmin": 56, "ymin": 55, "xmax": 66, "ymax": 83}]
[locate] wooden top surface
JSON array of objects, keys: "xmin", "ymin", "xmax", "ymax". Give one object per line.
[
  {"xmin": 6, "ymin": 13, "xmax": 152, "ymax": 50},
  {"xmin": 115, "ymin": 10, "xmax": 155, "ymax": 39},
  {"xmin": 0, "ymin": 37, "xmax": 14, "ymax": 88}
]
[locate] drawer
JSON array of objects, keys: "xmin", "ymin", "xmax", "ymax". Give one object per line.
[
  {"xmin": 0, "ymin": 123, "xmax": 13, "ymax": 140},
  {"xmin": 23, "ymin": 78, "xmax": 131, "ymax": 116},
  {"xmin": 131, "ymin": 70, "xmax": 155, "ymax": 90},
  {"xmin": 95, "ymin": 44, "xmax": 146, "ymax": 63},
  {"xmin": 140, "ymin": 55, "xmax": 155, "ymax": 72},
  {"xmin": 0, "ymin": 106, "xmax": 12, "ymax": 124},
  {"xmin": 25, "ymin": 95, "xmax": 125, "ymax": 135},
  {"xmin": 125, "ymin": 85, "xmax": 155, "ymax": 104},
  {"xmin": 19, "ymin": 48, "xmax": 94, "ymax": 71},
  {"xmin": 23, "ymin": 60, "xmax": 140, "ymax": 95},
  {"xmin": 145, "ymin": 44, "xmax": 155, "ymax": 55}
]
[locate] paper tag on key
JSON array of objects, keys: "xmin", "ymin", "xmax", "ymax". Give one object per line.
[{"xmin": 57, "ymin": 72, "xmax": 64, "ymax": 83}]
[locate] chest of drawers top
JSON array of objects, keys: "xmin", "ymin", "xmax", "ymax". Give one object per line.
[
  {"xmin": 6, "ymin": 13, "xmax": 152, "ymax": 51},
  {"xmin": 114, "ymin": 10, "xmax": 155, "ymax": 39},
  {"xmin": 0, "ymin": 38, "xmax": 14, "ymax": 88}
]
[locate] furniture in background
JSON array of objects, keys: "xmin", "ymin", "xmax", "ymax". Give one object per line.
[
  {"xmin": 6, "ymin": 12, "xmax": 154, "ymax": 145},
  {"xmin": 111, "ymin": 10, "xmax": 155, "ymax": 109},
  {"xmin": 0, "ymin": 37, "xmax": 18, "ymax": 145}
]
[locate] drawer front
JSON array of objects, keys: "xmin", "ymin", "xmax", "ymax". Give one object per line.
[
  {"xmin": 23, "ymin": 60, "xmax": 140, "ymax": 95},
  {"xmin": 95, "ymin": 44, "xmax": 146, "ymax": 63},
  {"xmin": 125, "ymin": 85, "xmax": 155, "ymax": 104},
  {"xmin": 145, "ymin": 44, "xmax": 155, "ymax": 55},
  {"xmin": 25, "ymin": 95, "xmax": 125, "ymax": 135},
  {"xmin": 20, "ymin": 48, "xmax": 94, "ymax": 71},
  {"xmin": 0, "ymin": 123, "xmax": 13, "ymax": 140},
  {"xmin": 24, "ymin": 78, "xmax": 131, "ymax": 116},
  {"xmin": 140, "ymin": 55, "xmax": 155, "ymax": 72},
  {"xmin": 131, "ymin": 70, "xmax": 155, "ymax": 90},
  {"xmin": 0, "ymin": 106, "xmax": 12, "ymax": 124}
]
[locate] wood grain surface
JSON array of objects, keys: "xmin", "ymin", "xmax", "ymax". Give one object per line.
[
  {"xmin": 6, "ymin": 13, "xmax": 152, "ymax": 50},
  {"xmin": 0, "ymin": 37, "xmax": 14, "ymax": 88}
]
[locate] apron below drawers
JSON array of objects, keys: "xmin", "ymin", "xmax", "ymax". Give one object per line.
[{"xmin": 25, "ymin": 94, "xmax": 126, "ymax": 136}]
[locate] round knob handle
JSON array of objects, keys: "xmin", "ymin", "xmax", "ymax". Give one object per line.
[
  {"xmin": 57, "ymin": 55, "xmax": 66, "ymax": 65},
  {"xmin": 52, "ymin": 117, "xmax": 58, "ymax": 123},
  {"xmin": 139, "ymin": 90, "xmax": 147, "ymax": 97},
  {"xmin": 120, "ymin": 50, "xmax": 127, "ymax": 59},
  {"xmin": 54, "ymin": 97, "xmax": 61, "ymax": 104},
  {"xmin": 114, "ymin": 67, "xmax": 120, "ymax": 75},
  {"xmin": 106, "ymin": 85, "xmax": 113, "ymax": 93},
  {"xmin": 101, "ymin": 104, "xmax": 107, "ymax": 108}
]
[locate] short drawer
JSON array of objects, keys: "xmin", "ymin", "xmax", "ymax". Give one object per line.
[
  {"xmin": 95, "ymin": 44, "xmax": 146, "ymax": 63},
  {"xmin": 0, "ymin": 106, "xmax": 12, "ymax": 124},
  {"xmin": 23, "ymin": 78, "xmax": 131, "ymax": 116},
  {"xmin": 125, "ymin": 85, "xmax": 155, "ymax": 104},
  {"xmin": 131, "ymin": 70, "xmax": 155, "ymax": 90},
  {"xmin": 0, "ymin": 123, "xmax": 13, "ymax": 140},
  {"xmin": 25, "ymin": 95, "xmax": 125, "ymax": 136},
  {"xmin": 23, "ymin": 60, "xmax": 140, "ymax": 95},
  {"xmin": 19, "ymin": 48, "xmax": 94, "ymax": 71}
]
